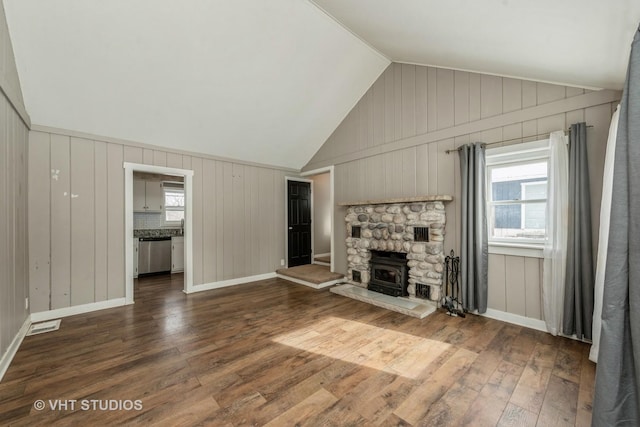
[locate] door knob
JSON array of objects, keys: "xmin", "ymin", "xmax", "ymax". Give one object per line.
[{"xmin": 288, "ymin": 227, "xmax": 293, "ymax": 230}]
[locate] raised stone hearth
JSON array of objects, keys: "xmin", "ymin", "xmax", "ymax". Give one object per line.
[{"xmin": 340, "ymin": 195, "xmax": 453, "ymax": 303}]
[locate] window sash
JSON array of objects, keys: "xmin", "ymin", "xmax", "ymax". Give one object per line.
[{"xmin": 486, "ymin": 140, "xmax": 550, "ymax": 246}]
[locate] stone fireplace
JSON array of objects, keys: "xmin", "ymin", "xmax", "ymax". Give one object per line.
[{"xmin": 341, "ymin": 196, "xmax": 453, "ymax": 303}]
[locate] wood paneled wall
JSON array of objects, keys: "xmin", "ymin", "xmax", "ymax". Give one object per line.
[
  {"xmin": 0, "ymin": 3, "xmax": 29, "ymax": 368},
  {"xmin": 305, "ymin": 63, "xmax": 619, "ymax": 321},
  {"xmin": 488, "ymin": 254, "xmax": 543, "ymax": 319},
  {"xmin": 28, "ymin": 130, "xmax": 289, "ymax": 313},
  {"xmin": 0, "ymin": 94, "xmax": 29, "ymax": 365}
]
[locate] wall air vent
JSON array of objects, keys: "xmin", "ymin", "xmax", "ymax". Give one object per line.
[
  {"xmin": 415, "ymin": 283, "xmax": 431, "ymax": 300},
  {"xmin": 414, "ymin": 227, "xmax": 429, "ymax": 242}
]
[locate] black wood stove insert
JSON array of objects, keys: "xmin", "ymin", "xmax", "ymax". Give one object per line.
[{"xmin": 368, "ymin": 250, "xmax": 409, "ymax": 297}]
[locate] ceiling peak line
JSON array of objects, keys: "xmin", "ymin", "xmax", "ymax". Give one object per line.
[{"xmin": 306, "ymin": 0, "xmax": 391, "ymax": 63}]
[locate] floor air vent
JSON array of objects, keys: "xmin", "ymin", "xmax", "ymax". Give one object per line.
[{"xmin": 26, "ymin": 319, "xmax": 61, "ymax": 336}]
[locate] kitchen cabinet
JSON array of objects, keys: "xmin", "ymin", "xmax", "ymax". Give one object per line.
[
  {"xmin": 172, "ymin": 236, "xmax": 184, "ymax": 273},
  {"xmin": 133, "ymin": 180, "xmax": 146, "ymax": 211},
  {"xmin": 133, "ymin": 238, "xmax": 139, "ymax": 278},
  {"xmin": 133, "ymin": 179, "xmax": 164, "ymax": 212},
  {"xmin": 145, "ymin": 181, "xmax": 163, "ymax": 211}
]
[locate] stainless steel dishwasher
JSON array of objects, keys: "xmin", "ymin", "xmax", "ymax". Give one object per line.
[{"xmin": 138, "ymin": 237, "xmax": 172, "ymax": 275}]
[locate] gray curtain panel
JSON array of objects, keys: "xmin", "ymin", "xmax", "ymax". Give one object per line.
[
  {"xmin": 563, "ymin": 122, "xmax": 594, "ymax": 340},
  {"xmin": 593, "ymin": 25, "xmax": 640, "ymax": 426},
  {"xmin": 458, "ymin": 142, "xmax": 488, "ymax": 313}
]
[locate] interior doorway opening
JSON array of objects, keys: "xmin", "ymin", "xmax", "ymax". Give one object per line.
[
  {"xmin": 124, "ymin": 163, "xmax": 194, "ymax": 304},
  {"xmin": 300, "ymin": 166, "xmax": 335, "ymax": 273}
]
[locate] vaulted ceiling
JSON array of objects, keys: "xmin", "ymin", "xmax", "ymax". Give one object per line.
[
  {"xmin": 4, "ymin": 1, "xmax": 639, "ymax": 169},
  {"xmin": 313, "ymin": 0, "xmax": 640, "ymax": 90}
]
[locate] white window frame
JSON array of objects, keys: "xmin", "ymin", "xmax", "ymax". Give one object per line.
[
  {"xmin": 486, "ymin": 139, "xmax": 550, "ymax": 254},
  {"xmin": 162, "ymin": 183, "xmax": 185, "ymax": 227}
]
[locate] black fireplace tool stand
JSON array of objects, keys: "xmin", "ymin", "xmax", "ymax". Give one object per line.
[{"xmin": 443, "ymin": 250, "xmax": 465, "ymax": 318}]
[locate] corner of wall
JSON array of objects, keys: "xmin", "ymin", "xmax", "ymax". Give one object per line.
[{"xmin": 0, "ymin": 1, "xmax": 31, "ymax": 380}]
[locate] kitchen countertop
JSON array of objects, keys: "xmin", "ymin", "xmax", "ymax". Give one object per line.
[{"xmin": 134, "ymin": 228, "xmax": 183, "ymax": 238}]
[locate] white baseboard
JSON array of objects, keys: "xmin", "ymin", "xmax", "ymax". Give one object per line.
[
  {"xmin": 481, "ymin": 308, "xmax": 547, "ymax": 332},
  {"xmin": 31, "ymin": 298, "xmax": 128, "ymax": 323},
  {"xmin": 314, "ymin": 252, "xmax": 331, "ymax": 258},
  {"xmin": 0, "ymin": 317, "xmax": 31, "ymax": 382},
  {"xmin": 276, "ymin": 274, "xmax": 344, "ymax": 289},
  {"xmin": 185, "ymin": 272, "xmax": 277, "ymax": 294}
]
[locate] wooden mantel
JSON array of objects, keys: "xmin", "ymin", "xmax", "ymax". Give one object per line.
[{"xmin": 338, "ymin": 195, "xmax": 453, "ymax": 207}]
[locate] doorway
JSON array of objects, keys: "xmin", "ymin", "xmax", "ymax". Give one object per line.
[
  {"xmin": 124, "ymin": 162, "xmax": 194, "ymax": 304},
  {"xmin": 286, "ymin": 179, "xmax": 313, "ymax": 267},
  {"xmin": 299, "ymin": 166, "xmax": 335, "ymax": 272}
]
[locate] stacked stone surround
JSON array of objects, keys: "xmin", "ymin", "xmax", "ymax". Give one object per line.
[{"xmin": 341, "ymin": 196, "xmax": 452, "ymax": 303}]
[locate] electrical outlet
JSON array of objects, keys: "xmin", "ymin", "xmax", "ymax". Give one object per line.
[
  {"xmin": 25, "ymin": 297, "xmax": 29, "ymax": 310},
  {"xmin": 280, "ymin": 259, "xmax": 285, "ymax": 266}
]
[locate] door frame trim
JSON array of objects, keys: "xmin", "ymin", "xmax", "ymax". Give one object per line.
[
  {"xmin": 284, "ymin": 177, "xmax": 314, "ymax": 268},
  {"xmin": 300, "ymin": 166, "xmax": 335, "ymax": 273},
  {"xmin": 124, "ymin": 162, "xmax": 194, "ymax": 303}
]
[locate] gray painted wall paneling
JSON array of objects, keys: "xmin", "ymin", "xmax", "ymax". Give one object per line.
[
  {"xmin": 232, "ymin": 164, "xmax": 245, "ymax": 279},
  {"xmin": 167, "ymin": 153, "xmax": 182, "ymax": 169},
  {"xmin": 50, "ymin": 134, "xmax": 71, "ymax": 309},
  {"xmin": 505, "ymin": 255, "xmax": 526, "ymax": 316},
  {"xmin": 29, "ymin": 129, "xmax": 291, "ymax": 312},
  {"xmin": 28, "ymin": 132, "xmax": 50, "ymax": 312},
  {"xmin": 488, "ymin": 254, "xmax": 507, "ymax": 312},
  {"xmin": 303, "ymin": 63, "xmax": 618, "ymax": 321},
  {"xmin": 215, "ymin": 161, "xmax": 225, "ymax": 280},
  {"xmin": 153, "ymin": 150, "xmax": 166, "ymax": 167},
  {"xmin": 94, "ymin": 141, "xmax": 108, "ymax": 302},
  {"xmin": 143, "ymin": 148, "xmax": 153, "ymax": 165},
  {"xmin": 191, "ymin": 156, "xmax": 204, "ymax": 285},
  {"xmin": 524, "ymin": 258, "xmax": 542, "ymax": 319},
  {"xmin": 436, "ymin": 68, "xmax": 454, "ymax": 129},
  {"xmin": 124, "ymin": 146, "xmax": 143, "ymax": 164},
  {"xmin": 0, "ymin": 76, "xmax": 29, "ymax": 362},
  {"xmin": 70, "ymin": 138, "xmax": 95, "ymax": 306},
  {"xmin": 107, "ymin": 143, "xmax": 125, "ymax": 299},
  {"xmin": 202, "ymin": 159, "xmax": 216, "ymax": 283}
]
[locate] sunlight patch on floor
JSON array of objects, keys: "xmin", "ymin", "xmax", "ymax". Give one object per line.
[{"xmin": 272, "ymin": 316, "xmax": 451, "ymax": 379}]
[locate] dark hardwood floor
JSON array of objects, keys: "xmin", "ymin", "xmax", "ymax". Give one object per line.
[{"xmin": 0, "ymin": 274, "xmax": 594, "ymax": 426}]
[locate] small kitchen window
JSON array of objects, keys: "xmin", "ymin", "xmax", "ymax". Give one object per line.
[{"xmin": 163, "ymin": 182, "xmax": 185, "ymax": 226}]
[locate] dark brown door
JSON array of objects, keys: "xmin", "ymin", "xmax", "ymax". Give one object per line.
[{"xmin": 287, "ymin": 180, "xmax": 312, "ymax": 267}]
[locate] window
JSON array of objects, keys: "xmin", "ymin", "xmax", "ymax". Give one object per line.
[
  {"xmin": 163, "ymin": 183, "xmax": 184, "ymax": 226},
  {"xmin": 486, "ymin": 140, "xmax": 549, "ymax": 246}
]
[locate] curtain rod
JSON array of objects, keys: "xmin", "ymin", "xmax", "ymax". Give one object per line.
[{"xmin": 444, "ymin": 125, "xmax": 593, "ymax": 154}]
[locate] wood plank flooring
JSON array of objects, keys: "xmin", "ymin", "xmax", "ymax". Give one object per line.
[{"xmin": 0, "ymin": 274, "xmax": 595, "ymax": 426}]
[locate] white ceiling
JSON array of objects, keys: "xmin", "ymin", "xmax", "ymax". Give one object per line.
[
  {"xmin": 4, "ymin": 1, "xmax": 640, "ymax": 170},
  {"xmin": 3, "ymin": 0, "xmax": 389, "ymax": 169},
  {"xmin": 312, "ymin": 0, "xmax": 640, "ymax": 90}
]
